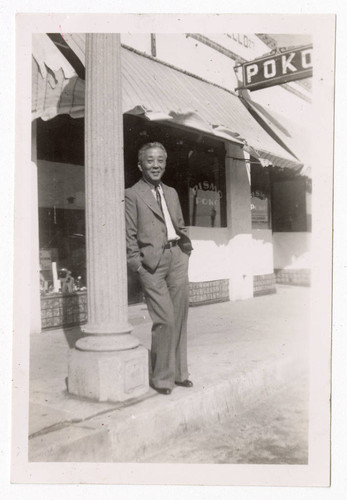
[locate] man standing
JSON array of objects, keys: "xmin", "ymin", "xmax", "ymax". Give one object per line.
[{"xmin": 125, "ymin": 142, "xmax": 193, "ymax": 395}]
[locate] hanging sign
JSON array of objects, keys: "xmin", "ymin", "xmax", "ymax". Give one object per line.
[{"xmin": 239, "ymin": 45, "xmax": 313, "ymax": 91}]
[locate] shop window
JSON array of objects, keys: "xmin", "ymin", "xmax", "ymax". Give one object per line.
[
  {"xmin": 271, "ymin": 178, "xmax": 308, "ymax": 232},
  {"xmin": 187, "ymin": 149, "xmax": 227, "ymax": 227},
  {"xmin": 251, "ymin": 162, "xmax": 271, "ymax": 229},
  {"xmin": 38, "ymin": 207, "xmax": 86, "ymax": 291},
  {"xmin": 123, "ymin": 114, "xmax": 227, "ymax": 228},
  {"xmin": 37, "ymin": 116, "xmax": 86, "ymax": 294}
]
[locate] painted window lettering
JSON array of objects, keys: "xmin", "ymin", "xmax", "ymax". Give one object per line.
[{"xmin": 191, "ymin": 181, "xmax": 223, "ymax": 199}]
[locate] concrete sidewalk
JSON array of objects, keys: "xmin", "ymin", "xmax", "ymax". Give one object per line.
[{"xmin": 29, "ymin": 284, "xmax": 310, "ymax": 462}]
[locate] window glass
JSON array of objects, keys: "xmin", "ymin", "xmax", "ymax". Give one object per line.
[
  {"xmin": 123, "ymin": 115, "xmax": 227, "ymax": 228},
  {"xmin": 38, "ymin": 207, "xmax": 86, "ymax": 290},
  {"xmin": 251, "ymin": 162, "xmax": 271, "ymax": 229},
  {"xmin": 271, "ymin": 179, "xmax": 308, "ymax": 232},
  {"xmin": 187, "ymin": 149, "xmax": 227, "ymax": 227}
]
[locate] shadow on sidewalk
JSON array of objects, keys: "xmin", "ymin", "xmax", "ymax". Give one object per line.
[{"xmin": 62, "ymin": 325, "xmax": 85, "ymax": 348}]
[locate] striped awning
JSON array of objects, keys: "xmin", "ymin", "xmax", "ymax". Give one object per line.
[
  {"xmin": 32, "ymin": 33, "xmax": 303, "ymax": 170},
  {"xmin": 32, "ymin": 34, "xmax": 84, "ymax": 121}
]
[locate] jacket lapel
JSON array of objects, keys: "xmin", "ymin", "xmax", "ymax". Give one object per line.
[{"xmin": 136, "ymin": 178, "xmax": 164, "ymax": 220}]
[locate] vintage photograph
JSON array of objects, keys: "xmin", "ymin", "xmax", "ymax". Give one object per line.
[{"xmin": 12, "ymin": 13, "xmax": 334, "ymax": 486}]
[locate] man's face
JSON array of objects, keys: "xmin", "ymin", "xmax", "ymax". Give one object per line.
[{"xmin": 138, "ymin": 147, "xmax": 166, "ymax": 185}]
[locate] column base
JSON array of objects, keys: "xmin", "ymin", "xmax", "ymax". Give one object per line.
[
  {"xmin": 68, "ymin": 345, "xmax": 149, "ymax": 402},
  {"xmin": 75, "ymin": 333, "xmax": 140, "ymax": 351},
  {"xmin": 81, "ymin": 320, "xmax": 134, "ymax": 336}
]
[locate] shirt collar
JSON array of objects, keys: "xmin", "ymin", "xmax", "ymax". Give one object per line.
[{"xmin": 142, "ymin": 177, "xmax": 162, "ymax": 190}]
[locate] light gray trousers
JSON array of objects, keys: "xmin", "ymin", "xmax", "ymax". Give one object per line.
[{"xmin": 138, "ymin": 245, "xmax": 190, "ymax": 389}]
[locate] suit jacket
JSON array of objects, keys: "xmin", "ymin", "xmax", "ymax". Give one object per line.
[{"xmin": 125, "ymin": 178, "xmax": 193, "ymax": 272}]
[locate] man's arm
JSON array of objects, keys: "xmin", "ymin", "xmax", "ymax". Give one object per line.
[
  {"xmin": 171, "ymin": 188, "xmax": 193, "ymax": 254},
  {"xmin": 124, "ymin": 189, "xmax": 142, "ymax": 272}
]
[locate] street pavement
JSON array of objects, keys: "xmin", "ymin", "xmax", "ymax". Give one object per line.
[
  {"xmin": 145, "ymin": 375, "xmax": 309, "ymax": 464},
  {"xmin": 29, "ymin": 284, "xmax": 310, "ymax": 462}
]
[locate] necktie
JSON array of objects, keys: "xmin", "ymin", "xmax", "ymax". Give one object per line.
[
  {"xmin": 155, "ymin": 185, "xmax": 164, "ymax": 215},
  {"xmin": 155, "ymin": 184, "xmax": 178, "ymax": 241}
]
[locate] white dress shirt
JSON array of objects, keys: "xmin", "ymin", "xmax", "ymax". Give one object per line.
[{"xmin": 152, "ymin": 183, "xmax": 179, "ymax": 242}]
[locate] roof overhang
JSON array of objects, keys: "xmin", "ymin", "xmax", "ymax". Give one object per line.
[{"xmin": 32, "ymin": 33, "xmax": 304, "ymax": 172}]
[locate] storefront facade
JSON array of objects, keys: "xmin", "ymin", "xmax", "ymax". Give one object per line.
[{"xmin": 32, "ymin": 33, "xmax": 310, "ymax": 330}]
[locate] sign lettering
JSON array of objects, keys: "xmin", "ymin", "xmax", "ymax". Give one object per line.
[
  {"xmin": 281, "ymin": 52, "xmax": 297, "ymax": 74},
  {"xmin": 301, "ymin": 49, "xmax": 312, "ymax": 68},
  {"xmin": 240, "ymin": 45, "xmax": 313, "ymax": 91},
  {"xmin": 227, "ymin": 33, "xmax": 255, "ymax": 49},
  {"xmin": 264, "ymin": 60, "xmax": 276, "ymax": 78}
]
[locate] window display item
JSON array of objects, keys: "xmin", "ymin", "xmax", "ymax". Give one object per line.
[
  {"xmin": 52, "ymin": 262, "xmax": 60, "ymax": 292},
  {"xmin": 58, "ymin": 268, "xmax": 74, "ymax": 294}
]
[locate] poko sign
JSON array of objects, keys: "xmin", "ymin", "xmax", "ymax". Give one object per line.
[{"xmin": 241, "ymin": 45, "xmax": 313, "ymax": 91}]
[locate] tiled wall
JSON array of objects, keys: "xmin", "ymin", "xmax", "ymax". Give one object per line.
[
  {"xmin": 275, "ymin": 268, "xmax": 311, "ymax": 286},
  {"xmin": 189, "ymin": 279, "xmax": 229, "ymax": 306},
  {"xmin": 253, "ymin": 273, "xmax": 277, "ymax": 297},
  {"xmin": 41, "ymin": 292, "xmax": 87, "ymax": 329}
]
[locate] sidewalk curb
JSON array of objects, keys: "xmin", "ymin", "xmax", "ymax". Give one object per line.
[{"xmin": 29, "ymin": 352, "xmax": 307, "ymax": 462}]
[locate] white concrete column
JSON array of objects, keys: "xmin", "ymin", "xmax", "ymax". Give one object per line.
[
  {"xmin": 225, "ymin": 144, "xmax": 253, "ymax": 300},
  {"xmin": 68, "ymin": 34, "xmax": 148, "ymax": 402},
  {"xmin": 80, "ymin": 33, "xmax": 134, "ymax": 343}
]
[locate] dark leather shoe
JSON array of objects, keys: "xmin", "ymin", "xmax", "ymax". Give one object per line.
[
  {"xmin": 175, "ymin": 380, "xmax": 193, "ymax": 388},
  {"xmin": 153, "ymin": 386, "xmax": 172, "ymax": 395}
]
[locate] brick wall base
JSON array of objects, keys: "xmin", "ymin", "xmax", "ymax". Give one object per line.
[
  {"xmin": 189, "ymin": 279, "xmax": 230, "ymax": 306},
  {"xmin": 41, "ymin": 279, "xmax": 232, "ymax": 329},
  {"xmin": 253, "ymin": 273, "xmax": 277, "ymax": 297},
  {"xmin": 275, "ymin": 268, "xmax": 311, "ymax": 286},
  {"xmin": 39, "ymin": 271, "xmax": 310, "ymax": 330},
  {"xmin": 41, "ymin": 292, "xmax": 87, "ymax": 330}
]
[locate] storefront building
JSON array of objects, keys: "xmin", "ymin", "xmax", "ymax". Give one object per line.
[{"xmin": 32, "ymin": 33, "xmax": 310, "ymax": 331}]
